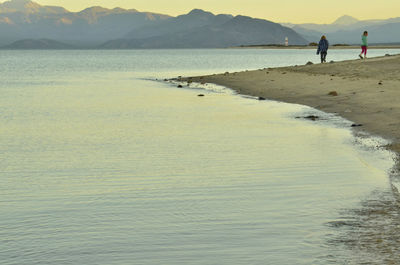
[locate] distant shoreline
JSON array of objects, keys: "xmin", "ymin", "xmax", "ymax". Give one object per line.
[{"xmin": 2, "ymin": 44, "xmax": 400, "ymax": 50}]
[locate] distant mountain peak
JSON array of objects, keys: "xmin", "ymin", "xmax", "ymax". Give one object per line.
[
  {"xmin": 1, "ymin": 0, "xmax": 41, "ymax": 12},
  {"xmin": 233, "ymin": 15, "xmax": 254, "ymax": 21},
  {"xmin": 4, "ymin": 0, "xmax": 32, "ymax": 4},
  {"xmin": 231, "ymin": 15, "xmax": 273, "ymax": 24},
  {"xmin": 332, "ymin": 15, "xmax": 359, "ymax": 25},
  {"xmin": 79, "ymin": 6, "xmax": 111, "ymax": 13},
  {"xmin": 78, "ymin": 6, "xmax": 140, "ymax": 15},
  {"xmin": 187, "ymin": 9, "xmax": 214, "ymax": 16},
  {"xmin": 0, "ymin": 0, "xmax": 68, "ymax": 14},
  {"xmin": 113, "ymin": 7, "xmax": 137, "ymax": 13}
]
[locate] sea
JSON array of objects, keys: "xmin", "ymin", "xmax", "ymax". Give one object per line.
[{"xmin": 1, "ymin": 48, "xmax": 400, "ymax": 265}]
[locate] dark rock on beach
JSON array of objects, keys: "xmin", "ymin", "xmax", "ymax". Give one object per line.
[{"xmin": 305, "ymin": 115, "xmax": 320, "ymax": 121}]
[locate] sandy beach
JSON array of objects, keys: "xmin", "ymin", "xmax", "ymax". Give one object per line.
[
  {"xmin": 232, "ymin": 45, "xmax": 400, "ymax": 50},
  {"xmin": 182, "ymin": 54, "xmax": 400, "ymax": 155}
]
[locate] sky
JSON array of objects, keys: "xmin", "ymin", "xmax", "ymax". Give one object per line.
[{"xmin": 10, "ymin": 0, "xmax": 400, "ymax": 23}]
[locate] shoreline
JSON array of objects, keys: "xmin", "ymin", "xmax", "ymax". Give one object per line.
[{"xmin": 179, "ymin": 54, "xmax": 400, "ymax": 159}]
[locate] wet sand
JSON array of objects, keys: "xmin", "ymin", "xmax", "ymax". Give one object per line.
[{"xmin": 182, "ymin": 54, "xmax": 400, "ymax": 155}]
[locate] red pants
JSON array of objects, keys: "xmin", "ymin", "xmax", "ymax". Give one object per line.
[{"xmin": 361, "ymin": 46, "xmax": 367, "ymax": 56}]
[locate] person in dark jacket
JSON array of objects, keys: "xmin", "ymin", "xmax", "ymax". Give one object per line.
[{"xmin": 316, "ymin": 35, "xmax": 329, "ymax": 63}]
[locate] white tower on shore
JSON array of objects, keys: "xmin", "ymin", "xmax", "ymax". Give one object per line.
[{"xmin": 285, "ymin": 37, "xmax": 289, "ymax": 46}]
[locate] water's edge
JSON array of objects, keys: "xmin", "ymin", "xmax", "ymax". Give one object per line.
[{"xmin": 170, "ymin": 78, "xmax": 400, "ymax": 262}]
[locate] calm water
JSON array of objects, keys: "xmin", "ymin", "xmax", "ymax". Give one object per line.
[{"xmin": 1, "ymin": 49, "xmax": 400, "ymax": 265}]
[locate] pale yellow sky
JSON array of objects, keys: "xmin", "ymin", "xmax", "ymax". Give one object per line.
[{"xmin": 11, "ymin": 0, "xmax": 400, "ymax": 23}]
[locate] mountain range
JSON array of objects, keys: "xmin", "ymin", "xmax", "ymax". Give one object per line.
[
  {"xmin": 0, "ymin": 0, "xmax": 308, "ymax": 48},
  {"xmin": 101, "ymin": 9, "xmax": 308, "ymax": 49},
  {"xmin": 285, "ymin": 15, "xmax": 400, "ymax": 44},
  {"xmin": 0, "ymin": 0, "xmax": 170, "ymax": 47},
  {"xmin": 0, "ymin": 0, "xmax": 398, "ymax": 49}
]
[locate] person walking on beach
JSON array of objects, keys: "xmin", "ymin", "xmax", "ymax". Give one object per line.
[
  {"xmin": 316, "ymin": 35, "xmax": 329, "ymax": 63},
  {"xmin": 359, "ymin": 31, "xmax": 368, "ymax": 59}
]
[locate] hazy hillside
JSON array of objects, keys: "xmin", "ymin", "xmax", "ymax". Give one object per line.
[
  {"xmin": 0, "ymin": 0, "xmax": 171, "ymax": 46},
  {"xmin": 329, "ymin": 22, "xmax": 400, "ymax": 44},
  {"xmin": 124, "ymin": 9, "xmax": 233, "ymax": 39},
  {"xmin": 0, "ymin": 1, "xmax": 307, "ymax": 48},
  {"xmin": 332, "ymin": 15, "xmax": 359, "ymax": 25},
  {"xmin": 286, "ymin": 15, "xmax": 385, "ymax": 34},
  {"xmin": 287, "ymin": 15, "xmax": 400, "ymax": 44},
  {"xmin": 102, "ymin": 10, "xmax": 308, "ymax": 48},
  {"xmin": 2, "ymin": 38, "xmax": 76, "ymax": 49},
  {"xmin": 1, "ymin": 0, "xmax": 397, "ymax": 48},
  {"xmin": 0, "ymin": 0, "xmax": 68, "ymax": 14},
  {"xmin": 291, "ymin": 26, "xmax": 323, "ymax": 43}
]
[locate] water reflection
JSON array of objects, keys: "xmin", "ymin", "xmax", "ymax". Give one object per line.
[{"xmin": 327, "ymin": 181, "xmax": 400, "ymax": 264}]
